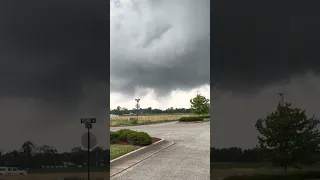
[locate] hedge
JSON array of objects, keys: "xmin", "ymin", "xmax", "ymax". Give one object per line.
[
  {"xmin": 200, "ymin": 115, "xmax": 210, "ymax": 119},
  {"xmin": 179, "ymin": 116, "xmax": 204, "ymax": 122}
]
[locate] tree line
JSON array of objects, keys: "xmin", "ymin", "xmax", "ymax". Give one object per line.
[
  {"xmin": 110, "ymin": 106, "xmax": 192, "ymax": 115},
  {"xmin": 0, "ymin": 141, "xmax": 109, "ymax": 169},
  {"xmin": 211, "ymin": 147, "xmax": 320, "ymax": 163},
  {"xmin": 111, "ymin": 93, "xmax": 210, "ymax": 116},
  {"xmin": 211, "ymin": 147, "xmax": 263, "ymax": 162}
]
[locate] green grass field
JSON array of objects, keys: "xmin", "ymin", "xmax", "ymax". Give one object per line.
[
  {"xmin": 1, "ymin": 172, "xmax": 109, "ymax": 180},
  {"xmin": 211, "ymin": 162, "xmax": 320, "ymax": 180},
  {"xmin": 29, "ymin": 167, "xmax": 106, "ymax": 174},
  {"xmin": 110, "ymin": 113, "xmax": 196, "ymax": 127},
  {"xmin": 110, "ymin": 145, "xmax": 139, "ymax": 160}
]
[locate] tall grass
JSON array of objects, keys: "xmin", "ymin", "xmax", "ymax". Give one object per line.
[{"xmin": 110, "ymin": 113, "xmax": 196, "ymax": 126}]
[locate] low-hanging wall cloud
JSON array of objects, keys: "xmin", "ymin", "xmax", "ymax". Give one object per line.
[{"xmin": 110, "ymin": 0, "xmax": 210, "ymax": 97}]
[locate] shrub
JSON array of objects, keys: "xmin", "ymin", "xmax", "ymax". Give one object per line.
[
  {"xmin": 110, "ymin": 131, "xmax": 119, "ymax": 144},
  {"xmin": 129, "ymin": 117, "xmax": 138, "ymax": 124},
  {"xmin": 127, "ymin": 131, "xmax": 152, "ymax": 146},
  {"xmin": 116, "ymin": 129, "xmax": 137, "ymax": 141},
  {"xmin": 179, "ymin": 116, "xmax": 204, "ymax": 122}
]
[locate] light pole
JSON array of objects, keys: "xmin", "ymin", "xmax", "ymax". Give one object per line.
[
  {"xmin": 279, "ymin": 93, "xmax": 284, "ymax": 106},
  {"xmin": 135, "ymin": 99, "xmax": 140, "ymax": 121},
  {"xmin": 81, "ymin": 118, "xmax": 96, "ymax": 180}
]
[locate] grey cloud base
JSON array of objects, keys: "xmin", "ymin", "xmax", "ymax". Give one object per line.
[{"xmin": 110, "ymin": 0, "xmax": 210, "ymax": 97}]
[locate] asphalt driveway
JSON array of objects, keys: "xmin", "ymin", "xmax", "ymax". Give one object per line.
[{"xmin": 110, "ymin": 121, "xmax": 210, "ymax": 180}]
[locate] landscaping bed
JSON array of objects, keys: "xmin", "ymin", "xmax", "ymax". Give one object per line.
[
  {"xmin": 115, "ymin": 137, "xmax": 161, "ymax": 145},
  {"xmin": 110, "ymin": 129, "xmax": 161, "ymax": 160}
]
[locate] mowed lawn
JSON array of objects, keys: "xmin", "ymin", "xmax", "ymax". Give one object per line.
[
  {"xmin": 110, "ymin": 113, "xmax": 195, "ymax": 126},
  {"xmin": 110, "ymin": 145, "xmax": 139, "ymax": 160}
]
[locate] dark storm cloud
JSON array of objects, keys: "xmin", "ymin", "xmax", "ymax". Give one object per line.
[
  {"xmin": 212, "ymin": 0, "xmax": 320, "ymax": 92},
  {"xmin": 0, "ymin": 0, "xmax": 109, "ymax": 151},
  {"xmin": 0, "ymin": 0, "xmax": 109, "ymax": 105},
  {"xmin": 211, "ymin": 0, "xmax": 320, "ymax": 148},
  {"xmin": 110, "ymin": 0, "xmax": 210, "ymax": 96}
]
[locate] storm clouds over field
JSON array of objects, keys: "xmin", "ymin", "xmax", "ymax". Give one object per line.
[
  {"xmin": 110, "ymin": 0, "xmax": 210, "ymax": 109},
  {"xmin": 211, "ymin": 0, "xmax": 320, "ymax": 148},
  {"xmin": 110, "ymin": 0, "xmax": 210, "ymax": 96}
]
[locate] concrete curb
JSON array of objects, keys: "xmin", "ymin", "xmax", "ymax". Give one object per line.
[
  {"xmin": 110, "ymin": 139, "xmax": 165, "ymax": 166},
  {"xmin": 110, "ymin": 139, "xmax": 175, "ymax": 177}
]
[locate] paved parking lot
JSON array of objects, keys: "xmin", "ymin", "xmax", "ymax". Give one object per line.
[{"xmin": 111, "ymin": 121, "xmax": 210, "ymax": 180}]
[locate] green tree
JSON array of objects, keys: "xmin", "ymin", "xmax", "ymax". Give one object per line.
[
  {"xmin": 190, "ymin": 93, "xmax": 210, "ymax": 115},
  {"xmin": 71, "ymin": 146, "xmax": 83, "ymax": 153},
  {"xmin": 39, "ymin": 145, "xmax": 58, "ymax": 166},
  {"xmin": 116, "ymin": 106, "xmax": 122, "ymax": 115},
  {"xmin": 255, "ymin": 102, "xmax": 320, "ymax": 173},
  {"xmin": 21, "ymin": 141, "xmax": 35, "ymax": 168},
  {"xmin": 92, "ymin": 147, "xmax": 103, "ymax": 166}
]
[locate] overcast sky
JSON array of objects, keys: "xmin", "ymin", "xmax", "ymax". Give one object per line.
[
  {"xmin": 0, "ymin": 0, "xmax": 109, "ymax": 152},
  {"xmin": 110, "ymin": 0, "xmax": 210, "ymax": 110},
  {"xmin": 211, "ymin": 0, "xmax": 320, "ymax": 149}
]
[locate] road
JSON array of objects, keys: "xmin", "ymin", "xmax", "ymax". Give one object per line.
[{"xmin": 110, "ymin": 121, "xmax": 210, "ymax": 180}]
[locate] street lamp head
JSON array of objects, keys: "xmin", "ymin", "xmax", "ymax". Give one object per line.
[{"xmin": 81, "ymin": 118, "xmax": 96, "ymax": 124}]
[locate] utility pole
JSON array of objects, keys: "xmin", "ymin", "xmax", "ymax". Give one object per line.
[
  {"xmin": 279, "ymin": 93, "xmax": 284, "ymax": 106},
  {"xmin": 135, "ymin": 99, "xmax": 140, "ymax": 121},
  {"xmin": 87, "ymin": 125, "xmax": 90, "ymax": 180}
]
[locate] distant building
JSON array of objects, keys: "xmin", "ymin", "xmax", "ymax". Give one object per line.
[
  {"xmin": 110, "ymin": 114, "xmax": 119, "ymax": 117},
  {"xmin": 62, "ymin": 161, "xmax": 76, "ymax": 166}
]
